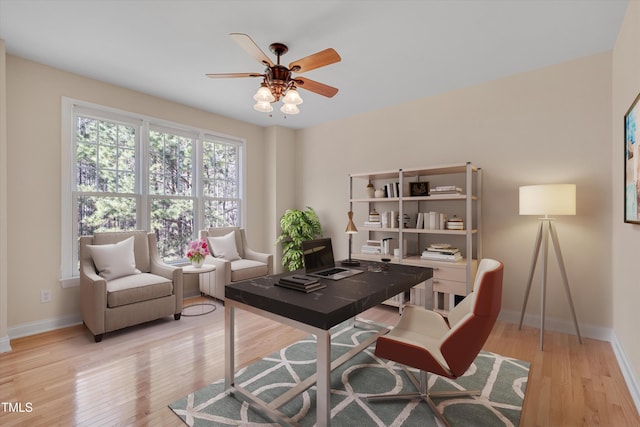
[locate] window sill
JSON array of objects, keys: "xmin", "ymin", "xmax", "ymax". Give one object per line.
[{"xmin": 60, "ymin": 276, "xmax": 80, "ymax": 288}]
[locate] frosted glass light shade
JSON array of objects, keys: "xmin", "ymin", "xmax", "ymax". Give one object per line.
[
  {"xmin": 280, "ymin": 103, "xmax": 300, "ymax": 115},
  {"xmin": 253, "ymin": 86, "xmax": 275, "ymax": 103},
  {"xmin": 253, "ymin": 101, "xmax": 273, "ymax": 112},
  {"xmin": 283, "ymin": 88, "xmax": 303, "ymax": 105},
  {"xmin": 519, "ymin": 184, "xmax": 576, "ymax": 215}
]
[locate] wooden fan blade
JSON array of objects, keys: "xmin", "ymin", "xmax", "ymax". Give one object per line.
[
  {"xmin": 230, "ymin": 33, "xmax": 274, "ymax": 67},
  {"xmin": 289, "ymin": 48, "xmax": 341, "ymax": 73},
  {"xmin": 205, "ymin": 72, "xmax": 262, "ymax": 79},
  {"xmin": 295, "ymin": 77, "xmax": 339, "ymax": 98}
]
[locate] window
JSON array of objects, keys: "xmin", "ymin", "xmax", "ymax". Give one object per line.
[{"xmin": 61, "ymin": 99, "xmax": 244, "ymax": 284}]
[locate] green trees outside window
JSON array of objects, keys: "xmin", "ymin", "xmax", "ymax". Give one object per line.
[{"xmin": 73, "ymin": 111, "xmax": 242, "ymax": 266}]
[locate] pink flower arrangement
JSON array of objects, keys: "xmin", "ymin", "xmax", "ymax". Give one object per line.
[{"xmin": 186, "ymin": 238, "xmax": 210, "ymax": 264}]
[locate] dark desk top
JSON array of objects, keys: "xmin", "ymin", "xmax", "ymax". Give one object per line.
[{"xmin": 225, "ymin": 260, "xmax": 432, "ymax": 330}]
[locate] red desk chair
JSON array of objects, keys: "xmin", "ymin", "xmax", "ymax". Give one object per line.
[{"xmin": 368, "ymin": 259, "xmax": 504, "ymax": 427}]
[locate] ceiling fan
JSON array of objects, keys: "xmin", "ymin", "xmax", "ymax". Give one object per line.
[{"xmin": 206, "ymin": 33, "xmax": 341, "ymax": 114}]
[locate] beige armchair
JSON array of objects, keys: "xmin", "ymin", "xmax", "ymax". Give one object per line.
[
  {"xmin": 199, "ymin": 227, "xmax": 272, "ymax": 301},
  {"xmin": 79, "ymin": 230, "xmax": 183, "ymax": 342}
]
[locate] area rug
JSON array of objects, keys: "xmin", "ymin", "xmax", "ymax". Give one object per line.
[{"xmin": 169, "ymin": 321, "xmax": 530, "ymax": 426}]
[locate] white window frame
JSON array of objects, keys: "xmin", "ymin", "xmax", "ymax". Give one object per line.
[{"xmin": 60, "ymin": 97, "xmax": 245, "ymax": 287}]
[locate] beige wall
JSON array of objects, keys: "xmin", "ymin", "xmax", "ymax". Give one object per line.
[
  {"xmin": 0, "ymin": 40, "xmax": 8, "ymax": 351},
  {"xmin": 612, "ymin": 0, "xmax": 640, "ymax": 401},
  {"xmin": 5, "ymin": 55, "xmax": 267, "ymax": 328},
  {"xmin": 264, "ymin": 126, "xmax": 297, "ymax": 274},
  {"xmin": 296, "ymin": 52, "xmax": 613, "ymax": 335}
]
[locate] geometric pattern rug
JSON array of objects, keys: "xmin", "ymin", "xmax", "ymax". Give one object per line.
[{"xmin": 169, "ymin": 321, "xmax": 530, "ymax": 426}]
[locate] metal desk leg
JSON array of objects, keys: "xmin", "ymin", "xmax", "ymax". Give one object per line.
[
  {"xmin": 225, "ymin": 303, "xmax": 235, "ymax": 390},
  {"xmin": 316, "ymin": 330, "xmax": 331, "ymax": 427}
]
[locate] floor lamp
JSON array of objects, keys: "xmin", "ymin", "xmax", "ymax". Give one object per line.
[{"xmin": 518, "ymin": 184, "xmax": 582, "ymax": 350}]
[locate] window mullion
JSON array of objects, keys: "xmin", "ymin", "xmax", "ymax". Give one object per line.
[
  {"xmin": 194, "ymin": 134, "xmax": 203, "ymax": 233},
  {"xmin": 140, "ymin": 121, "xmax": 149, "ymax": 231}
]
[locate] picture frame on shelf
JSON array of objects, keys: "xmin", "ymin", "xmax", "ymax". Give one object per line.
[
  {"xmin": 624, "ymin": 91, "xmax": 640, "ymax": 224},
  {"xmin": 409, "ymin": 181, "xmax": 430, "ymax": 197}
]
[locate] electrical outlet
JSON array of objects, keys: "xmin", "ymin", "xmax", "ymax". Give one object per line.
[{"xmin": 40, "ymin": 289, "xmax": 52, "ymax": 303}]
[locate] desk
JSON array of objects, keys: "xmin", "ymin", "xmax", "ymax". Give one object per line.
[{"xmin": 224, "ymin": 260, "xmax": 432, "ymax": 426}]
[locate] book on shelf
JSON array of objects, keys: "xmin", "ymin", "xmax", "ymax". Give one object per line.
[
  {"xmin": 429, "ymin": 212, "xmax": 437, "ymax": 229},
  {"xmin": 430, "ymin": 186, "xmax": 463, "ymax": 195},
  {"xmin": 439, "ymin": 213, "xmax": 447, "ymax": 229},
  {"xmin": 361, "ymin": 247, "xmax": 381, "ymax": 254},
  {"xmin": 421, "ymin": 251, "xmax": 463, "ymax": 262},
  {"xmin": 419, "ymin": 212, "xmax": 447, "ymax": 230},
  {"xmin": 426, "ymin": 246, "xmax": 460, "ymax": 255},
  {"xmin": 433, "ymin": 185, "xmax": 461, "ymax": 191},
  {"xmin": 363, "ymin": 221, "xmax": 382, "ymax": 228},
  {"xmin": 380, "ymin": 211, "xmax": 398, "ymax": 228},
  {"xmin": 362, "ymin": 239, "xmax": 382, "ymax": 254},
  {"xmin": 384, "ymin": 182, "xmax": 400, "ymax": 198}
]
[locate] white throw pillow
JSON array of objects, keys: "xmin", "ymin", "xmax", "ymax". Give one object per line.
[
  {"xmin": 87, "ymin": 236, "xmax": 141, "ymax": 281},
  {"xmin": 209, "ymin": 231, "xmax": 240, "ymax": 261}
]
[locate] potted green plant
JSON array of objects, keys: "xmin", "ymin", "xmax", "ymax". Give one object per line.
[{"xmin": 276, "ymin": 207, "xmax": 323, "ymax": 271}]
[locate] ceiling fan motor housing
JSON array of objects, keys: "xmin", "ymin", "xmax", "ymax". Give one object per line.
[{"xmin": 265, "ymin": 65, "xmax": 292, "ymax": 101}]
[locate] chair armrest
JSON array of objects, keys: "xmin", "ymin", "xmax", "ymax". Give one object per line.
[
  {"xmin": 147, "ymin": 233, "xmax": 183, "ymax": 311},
  {"xmin": 244, "ymin": 248, "xmax": 273, "ymax": 275},
  {"xmin": 205, "ymin": 256, "xmax": 232, "ymax": 286},
  {"xmin": 149, "ymin": 259, "xmax": 183, "ymax": 310},
  {"xmin": 79, "ymin": 266, "xmax": 107, "ymax": 336}
]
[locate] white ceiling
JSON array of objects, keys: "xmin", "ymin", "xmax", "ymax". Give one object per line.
[{"xmin": 0, "ymin": 0, "xmax": 628, "ymax": 129}]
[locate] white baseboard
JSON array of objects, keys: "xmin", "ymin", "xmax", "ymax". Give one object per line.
[
  {"xmin": 611, "ymin": 332, "xmax": 640, "ymax": 415},
  {"xmin": 7, "ymin": 312, "xmax": 82, "ymax": 340},
  {"xmin": 498, "ymin": 308, "xmax": 613, "ymax": 342},
  {"xmin": 0, "ymin": 334, "xmax": 11, "ymax": 353}
]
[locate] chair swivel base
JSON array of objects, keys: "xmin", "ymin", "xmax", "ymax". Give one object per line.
[{"xmin": 367, "ymin": 368, "xmax": 479, "ymax": 427}]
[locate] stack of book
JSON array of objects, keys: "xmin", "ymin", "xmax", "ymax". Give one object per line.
[
  {"xmin": 363, "ymin": 221, "xmax": 382, "ymax": 228},
  {"xmin": 361, "ymin": 239, "xmax": 382, "ymax": 254},
  {"xmin": 430, "ymin": 185, "xmax": 462, "ymax": 195},
  {"xmin": 421, "ymin": 244, "xmax": 462, "ymax": 262},
  {"xmin": 276, "ymin": 275, "xmax": 326, "ymax": 293}
]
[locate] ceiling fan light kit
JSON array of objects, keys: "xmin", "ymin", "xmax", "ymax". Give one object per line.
[{"xmin": 207, "ymin": 33, "xmax": 341, "ymax": 116}]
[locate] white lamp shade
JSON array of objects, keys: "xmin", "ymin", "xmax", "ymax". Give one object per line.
[
  {"xmin": 280, "ymin": 103, "xmax": 300, "ymax": 115},
  {"xmin": 253, "ymin": 101, "xmax": 273, "ymax": 113},
  {"xmin": 253, "ymin": 86, "xmax": 275, "ymax": 103},
  {"xmin": 519, "ymin": 184, "xmax": 576, "ymax": 215},
  {"xmin": 283, "ymin": 88, "xmax": 303, "ymax": 105}
]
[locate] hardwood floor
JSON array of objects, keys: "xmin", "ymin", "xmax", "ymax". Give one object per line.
[{"xmin": 0, "ymin": 299, "xmax": 638, "ymax": 426}]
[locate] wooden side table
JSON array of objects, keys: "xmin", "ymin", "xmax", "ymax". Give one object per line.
[{"xmin": 182, "ymin": 264, "xmax": 217, "ymax": 316}]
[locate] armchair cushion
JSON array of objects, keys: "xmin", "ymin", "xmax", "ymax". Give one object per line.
[
  {"xmin": 106, "ymin": 273, "xmax": 173, "ymax": 308},
  {"xmin": 230, "ymin": 259, "xmax": 269, "ymax": 282},
  {"xmin": 87, "ymin": 236, "xmax": 141, "ymax": 280},
  {"xmin": 208, "ymin": 231, "xmax": 240, "ymax": 261}
]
